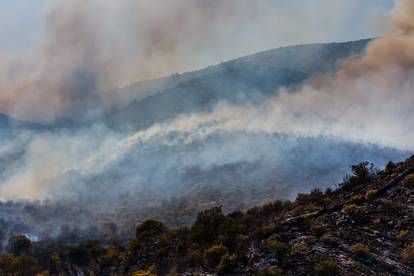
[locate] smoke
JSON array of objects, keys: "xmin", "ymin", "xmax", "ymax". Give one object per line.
[
  {"xmin": 0, "ymin": 0, "xmax": 393, "ymax": 123},
  {"xmin": 125, "ymin": 0, "xmax": 414, "ymax": 150},
  {"xmin": 258, "ymin": 0, "xmax": 414, "ymax": 150},
  {"xmin": 0, "ymin": 0, "xmax": 260, "ymax": 122},
  {"xmin": 0, "ymin": 0, "xmax": 412, "ymax": 210}
]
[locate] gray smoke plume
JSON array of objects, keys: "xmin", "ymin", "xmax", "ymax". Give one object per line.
[
  {"xmin": 0, "ymin": 1, "xmax": 245, "ymax": 122},
  {"xmin": 0, "ymin": 0, "xmax": 389, "ymax": 122},
  {"xmin": 0, "ymin": 0, "xmax": 412, "ymax": 205},
  {"xmin": 128, "ymin": 0, "xmax": 414, "ymax": 150}
]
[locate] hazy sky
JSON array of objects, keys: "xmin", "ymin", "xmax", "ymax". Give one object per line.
[
  {"xmin": 0, "ymin": 1, "xmax": 393, "ymax": 55},
  {"xmin": 0, "ymin": 0, "xmax": 397, "ymax": 122},
  {"xmin": 0, "ymin": 0, "xmax": 47, "ymax": 51}
]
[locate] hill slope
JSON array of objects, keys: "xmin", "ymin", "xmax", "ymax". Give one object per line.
[
  {"xmin": 108, "ymin": 39, "xmax": 370, "ymax": 130},
  {"xmin": 2, "ymin": 156, "xmax": 414, "ymax": 275}
]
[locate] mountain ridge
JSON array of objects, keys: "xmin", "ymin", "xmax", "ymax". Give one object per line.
[{"xmin": 107, "ymin": 39, "xmax": 371, "ymax": 131}]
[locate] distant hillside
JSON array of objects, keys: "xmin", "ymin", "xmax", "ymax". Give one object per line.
[{"xmin": 108, "ymin": 39, "xmax": 371, "ymax": 131}]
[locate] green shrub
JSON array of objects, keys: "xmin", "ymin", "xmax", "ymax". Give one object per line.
[
  {"xmin": 384, "ymin": 161, "xmax": 396, "ymax": 175},
  {"xmin": 255, "ymin": 225, "xmax": 277, "ymax": 240},
  {"xmin": 404, "ymin": 173, "xmax": 414, "ymax": 186},
  {"xmin": 0, "ymin": 254, "xmax": 14, "ymax": 274},
  {"xmin": 365, "ymin": 189, "xmax": 377, "ymax": 201},
  {"xmin": 319, "ymin": 233, "xmax": 331, "ymax": 243},
  {"xmin": 304, "ymin": 203, "xmax": 319, "ymax": 213},
  {"xmin": 296, "ymin": 188, "xmax": 324, "ymax": 205},
  {"xmin": 291, "ymin": 242, "xmax": 306, "ymax": 255},
  {"xmin": 256, "ymin": 266, "xmax": 285, "ymax": 276},
  {"xmin": 266, "ymin": 238, "xmax": 289, "ymax": 260},
  {"xmin": 136, "ymin": 219, "xmax": 167, "ymax": 241},
  {"xmin": 397, "ymin": 230, "xmax": 409, "ymax": 239},
  {"xmin": 341, "ymin": 203, "xmax": 359, "ymax": 214},
  {"xmin": 217, "ymin": 253, "xmax": 237, "ymax": 274},
  {"xmin": 314, "ymin": 260, "xmax": 338, "ymax": 276},
  {"xmin": 237, "ymin": 234, "xmax": 250, "ymax": 253},
  {"xmin": 342, "ymin": 162, "xmax": 372, "ymax": 190},
  {"xmin": 261, "ymin": 200, "xmax": 284, "ymax": 216},
  {"xmin": 401, "ymin": 242, "xmax": 414, "ymax": 263},
  {"xmin": 310, "ymin": 222, "xmax": 326, "ymax": 237},
  {"xmin": 68, "ymin": 246, "xmax": 89, "ymax": 267},
  {"xmin": 0, "ymin": 254, "xmax": 38, "ymax": 275},
  {"xmin": 204, "ymin": 244, "xmax": 229, "ymax": 268},
  {"xmin": 190, "ymin": 207, "xmax": 224, "ymax": 246},
  {"xmin": 351, "ymin": 243, "xmax": 369, "ymax": 256},
  {"xmin": 351, "ymin": 195, "xmax": 363, "ymax": 203},
  {"xmin": 184, "ymin": 249, "xmax": 204, "ymax": 268},
  {"xmin": 7, "ymin": 235, "xmax": 32, "ymax": 256},
  {"xmin": 132, "ymin": 266, "xmax": 156, "ymax": 276}
]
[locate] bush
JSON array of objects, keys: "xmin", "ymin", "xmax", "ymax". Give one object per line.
[
  {"xmin": 7, "ymin": 235, "xmax": 32, "ymax": 256},
  {"xmin": 68, "ymin": 245, "xmax": 89, "ymax": 267},
  {"xmin": 351, "ymin": 195, "xmax": 363, "ymax": 203},
  {"xmin": 0, "ymin": 254, "xmax": 14, "ymax": 274},
  {"xmin": 99, "ymin": 247, "xmax": 120, "ymax": 271},
  {"xmin": 319, "ymin": 233, "xmax": 331, "ymax": 243},
  {"xmin": 190, "ymin": 207, "xmax": 224, "ymax": 246},
  {"xmin": 404, "ymin": 173, "xmax": 414, "ymax": 187},
  {"xmin": 401, "ymin": 242, "xmax": 414, "ymax": 263},
  {"xmin": 341, "ymin": 204, "xmax": 359, "ymax": 214},
  {"xmin": 260, "ymin": 200, "xmax": 284, "ymax": 216},
  {"xmin": 136, "ymin": 219, "xmax": 167, "ymax": 241},
  {"xmin": 304, "ymin": 203, "xmax": 319, "ymax": 213},
  {"xmin": 0, "ymin": 254, "xmax": 38, "ymax": 275},
  {"xmin": 397, "ymin": 230, "xmax": 409, "ymax": 239},
  {"xmin": 314, "ymin": 260, "xmax": 338, "ymax": 276},
  {"xmin": 256, "ymin": 266, "xmax": 285, "ymax": 276},
  {"xmin": 296, "ymin": 188, "xmax": 324, "ymax": 205},
  {"xmin": 351, "ymin": 162, "xmax": 371, "ymax": 182},
  {"xmin": 217, "ymin": 253, "xmax": 237, "ymax": 274},
  {"xmin": 342, "ymin": 162, "xmax": 373, "ymax": 190},
  {"xmin": 132, "ymin": 266, "xmax": 156, "ymax": 276},
  {"xmin": 184, "ymin": 249, "xmax": 204, "ymax": 268},
  {"xmin": 255, "ymin": 225, "xmax": 277, "ymax": 240},
  {"xmin": 291, "ymin": 242, "xmax": 306, "ymax": 255},
  {"xmin": 384, "ymin": 161, "xmax": 396, "ymax": 175},
  {"xmin": 266, "ymin": 238, "xmax": 289, "ymax": 260},
  {"xmin": 204, "ymin": 244, "xmax": 229, "ymax": 268},
  {"xmin": 13, "ymin": 255, "xmax": 38, "ymax": 275},
  {"xmin": 237, "ymin": 234, "xmax": 250, "ymax": 253},
  {"xmin": 365, "ymin": 189, "xmax": 377, "ymax": 201},
  {"xmin": 310, "ymin": 222, "xmax": 326, "ymax": 237},
  {"xmin": 351, "ymin": 243, "xmax": 369, "ymax": 256}
]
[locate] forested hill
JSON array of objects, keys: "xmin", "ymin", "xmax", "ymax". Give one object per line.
[{"xmin": 2, "ymin": 155, "xmax": 414, "ymax": 275}]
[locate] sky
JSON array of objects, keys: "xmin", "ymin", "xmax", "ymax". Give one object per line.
[
  {"xmin": 0, "ymin": 0, "xmax": 47, "ymax": 52},
  {"xmin": 0, "ymin": 0, "xmax": 394, "ymax": 70}
]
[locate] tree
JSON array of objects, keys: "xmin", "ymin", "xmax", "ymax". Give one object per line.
[
  {"xmin": 136, "ymin": 220, "xmax": 167, "ymax": 242},
  {"xmin": 7, "ymin": 235, "xmax": 32, "ymax": 256},
  {"xmin": 0, "ymin": 229, "xmax": 4, "ymax": 251},
  {"xmin": 68, "ymin": 245, "xmax": 89, "ymax": 267},
  {"xmin": 204, "ymin": 244, "xmax": 228, "ymax": 268},
  {"xmin": 314, "ymin": 260, "xmax": 338, "ymax": 276},
  {"xmin": 190, "ymin": 207, "xmax": 224, "ymax": 246}
]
